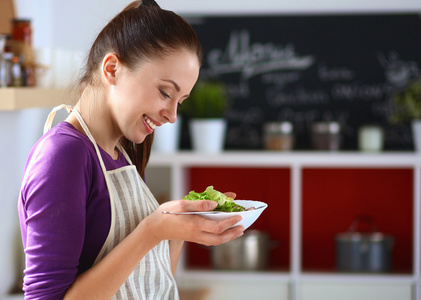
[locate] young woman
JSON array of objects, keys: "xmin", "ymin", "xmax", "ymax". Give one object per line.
[{"xmin": 17, "ymin": 1, "xmax": 244, "ymax": 299}]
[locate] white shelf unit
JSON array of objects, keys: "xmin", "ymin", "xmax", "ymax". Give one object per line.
[{"xmin": 147, "ymin": 151, "xmax": 421, "ymax": 300}]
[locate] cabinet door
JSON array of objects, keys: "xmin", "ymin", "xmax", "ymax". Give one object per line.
[
  {"xmin": 299, "ymin": 282, "xmax": 412, "ymax": 300},
  {"xmin": 180, "ymin": 280, "xmax": 289, "ymax": 300}
]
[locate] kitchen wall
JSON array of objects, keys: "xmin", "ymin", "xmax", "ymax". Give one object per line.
[
  {"xmin": 1, "ymin": 0, "xmax": 421, "ymax": 298},
  {"xmin": 0, "ymin": 108, "xmax": 52, "ymax": 297},
  {"xmin": 13, "ymin": 0, "xmax": 421, "ymax": 52}
]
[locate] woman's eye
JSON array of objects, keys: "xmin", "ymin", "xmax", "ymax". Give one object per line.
[
  {"xmin": 177, "ymin": 103, "xmax": 183, "ymax": 108},
  {"xmin": 159, "ymin": 90, "xmax": 171, "ymax": 99}
]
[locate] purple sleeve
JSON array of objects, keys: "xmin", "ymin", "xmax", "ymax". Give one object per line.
[{"xmin": 18, "ymin": 133, "xmax": 93, "ymax": 299}]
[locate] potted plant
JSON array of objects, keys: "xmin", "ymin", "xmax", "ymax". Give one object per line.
[
  {"xmin": 180, "ymin": 78, "xmax": 228, "ymax": 153},
  {"xmin": 391, "ymin": 78, "xmax": 421, "ymax": 152}
]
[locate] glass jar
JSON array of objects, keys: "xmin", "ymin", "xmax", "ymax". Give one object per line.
[
  {"xmin": 264, "ymin": 121, "xmax": 294, "ymax": 151},
  {"xmin": 358, "ymin": 125, "xmax": 384, "ymax": 152},
  {"xmin": 1, "ymin": 53, "xmax": 13, "ymax": 87},
  {"xmin": 311, "ymin": 121, "xmax": 341, "ymax": 151},
  {"xmin": 12, "ymin": 19, "xmax": 32, "ymax": 45}
]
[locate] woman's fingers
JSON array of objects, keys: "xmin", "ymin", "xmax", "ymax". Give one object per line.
[
  {"xmin": 199, "ymin": 215, "xmax": 242, "ymax": 234},
  {"xmin": 180, "ymin": 214, "xmax": 244, "ymax": 245},
  {"xmin": 194, "ymin": 225, "xmax": 244, "ymax": 246},
  {"xmin": 224, "ymin": 192, "xmax": 236, "ymax": 199}
]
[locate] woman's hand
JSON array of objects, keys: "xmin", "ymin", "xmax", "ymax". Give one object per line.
[{"xmin": 144, "ymin": 199, "xmax": 244, "ymax": 247}]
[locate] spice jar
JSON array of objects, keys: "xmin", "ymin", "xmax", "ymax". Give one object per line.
[
  {"xmin": 312, "ymin": 121, "xmax": 341, "ymax": 151},
  {"xmin": 264, "ymin": 121, "xmax": 294, "ymax": 151},
  {"xmin": 12, "ymin": 19, "xmax": 32, "ymax": 45}
]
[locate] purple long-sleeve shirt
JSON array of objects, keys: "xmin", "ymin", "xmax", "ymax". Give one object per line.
[{"xmin": 18, "ymin": 121, "xmax": 129, "ymax": 299}]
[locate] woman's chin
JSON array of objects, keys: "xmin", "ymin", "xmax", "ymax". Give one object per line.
[{"xmin": 129, "ymin": 133, "xmax": 148, "ymax": 145}]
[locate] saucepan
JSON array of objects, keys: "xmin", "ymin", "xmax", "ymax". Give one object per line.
[
  {"xmin": 335, "ymin": 215, "xmax": 394, "ymax": 273},
  {"xmin": 211, "ymin": 230, "xmax": 277, "ymax": 271}
]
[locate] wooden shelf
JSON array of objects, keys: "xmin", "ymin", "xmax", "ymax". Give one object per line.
[{"xmin": 0, "ymin": 88, "xmax": 69, "ymax": 111}]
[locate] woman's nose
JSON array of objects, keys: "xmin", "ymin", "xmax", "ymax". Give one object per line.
[{"xmin": 163, "ymin": 102, "xmax": 178, "ymax": 124}]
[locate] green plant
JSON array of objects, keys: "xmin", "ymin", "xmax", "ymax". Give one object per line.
[
  {"xmin": 180, "ymin": 79, "xmax": 228, "ymax": 119},
  {"xmin": 391, "ymin": 79, "xmax": 421, "ymax": 123}
]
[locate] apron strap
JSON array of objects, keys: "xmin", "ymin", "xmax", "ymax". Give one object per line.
[
  {"xmin": 116, "ymin": 143, "xmax": 134, "ymax": 165},
  {"xmin": 43, "ymin": 104, "xmax": 73, "ymax": 135},
  {"xmin": 43, "ymin": 104, "xmax": 134, "ymax": 169},
  {"xmin": 71, "ymin": 108, "xmax": 110, "ymax": 174},
  {"xmin": 72, "ymin": 109, "xmax": 134, "ymax": 166}
]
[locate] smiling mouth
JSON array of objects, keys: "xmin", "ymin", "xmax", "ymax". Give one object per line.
[{"xmin": 143, "ymin": 115, "xmax": 157, "ymax": 130}]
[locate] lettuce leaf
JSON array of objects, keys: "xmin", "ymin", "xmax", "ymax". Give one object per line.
[{"xmin": 182, "ymin": 186, "xmax": 245, "ymax": 212}]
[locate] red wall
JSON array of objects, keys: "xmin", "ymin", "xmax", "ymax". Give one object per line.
[{"xmin": 302, "ymin": 168, "xmax": 413, "ymax": 272}]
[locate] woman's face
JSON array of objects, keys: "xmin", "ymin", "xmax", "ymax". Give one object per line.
[{"xmin": 108, "ymin": 49, "xmax": 200, "ymax": 144}]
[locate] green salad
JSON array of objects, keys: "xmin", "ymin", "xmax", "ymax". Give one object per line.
[{"xmin": 182, "ymin": 186, "xmax": 245, "ymax": 212}]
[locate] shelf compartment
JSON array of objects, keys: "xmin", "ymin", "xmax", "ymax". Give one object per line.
[
  {"xmin": 184, "ymin": 167, "xmax": 291, "ymax": 271},
  {"xmin": 301, "ymin": 168, "xmax": 413, "ymax": 274}
]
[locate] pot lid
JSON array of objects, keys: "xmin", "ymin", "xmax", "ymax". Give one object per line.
[{"xmin": 336, "ymin": 232, "xmax": 393, "ymax": 241}]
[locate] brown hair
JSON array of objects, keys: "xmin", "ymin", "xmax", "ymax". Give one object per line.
[{"xmin": 77, "ymin": 0, "xmax": 202, "ymax": 177}]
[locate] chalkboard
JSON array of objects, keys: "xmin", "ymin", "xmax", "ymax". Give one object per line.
[{"xmin": 182, "ymin": 14, "xmax": 421, "ymax": 151}]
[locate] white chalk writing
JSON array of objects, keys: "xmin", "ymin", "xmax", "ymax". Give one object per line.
[{"xmin": 206, "ymin": 30, "xmax": 315, "ymax": 80}]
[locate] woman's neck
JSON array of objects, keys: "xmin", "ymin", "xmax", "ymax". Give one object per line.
[{"xmin": 66, "ymin": 88, "xmax": 121, "ymax": 160}]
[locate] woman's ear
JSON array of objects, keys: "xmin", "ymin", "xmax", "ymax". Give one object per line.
[{"xmin": 102, "ymin": 53, "xmax": 119, "ymax": 85}]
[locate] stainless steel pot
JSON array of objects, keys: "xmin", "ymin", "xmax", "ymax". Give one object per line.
[
  {"xmin": 335, "ymin": 216, "xmax": 394, "ymax": 273},
  {"xmin": 211, "ymin": 230, "xmax": 272, "ymax": 271}
]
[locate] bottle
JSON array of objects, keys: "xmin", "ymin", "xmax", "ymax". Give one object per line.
[
  {"xmin": 20, "ymin": 55, "xmax": 36, "ymax": 86},
  {"xmin": 24, "ymin": 64, "xmax": 36, "ymax": 87},
  {"xmin": 11, "ymin": 56, "xmax": 23, "ymax": 87}
]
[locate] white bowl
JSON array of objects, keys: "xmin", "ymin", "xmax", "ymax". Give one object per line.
[{"xmin": 200, "ymin": 200, "xmax": 268, "ymax": 230}]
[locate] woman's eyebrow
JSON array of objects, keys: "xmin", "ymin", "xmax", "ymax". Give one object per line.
[{"xmin": 162, "ymin": 79, "xmax": 180, "ymax": 92}]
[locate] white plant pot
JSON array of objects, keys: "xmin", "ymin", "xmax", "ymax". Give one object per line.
[
  {"xmin": 190, "ymin": 119, "xmax": 227, "ymax": 153},
  {"xmin": 152, "ymin": 116, "xmax": 182, "ymax": 153},
  {"xmin": 412, "ymin": 120, "xmax": 421, "ymax": 153}
]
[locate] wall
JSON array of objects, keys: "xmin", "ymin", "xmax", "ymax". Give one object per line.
[
  {"xmin": 161, "ymin": 0, "xmax": 421, "ymax": 14},
  {"xmin": 13, "ymin": 0, "xmax": 421, "ymax": 52},
  {"xmin": 0, "ymin": 108, "xmax": 52, "ymax": 297}
]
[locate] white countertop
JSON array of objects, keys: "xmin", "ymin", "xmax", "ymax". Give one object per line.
[
  {"xmin": 1, "ymin": 295, "xmax": 24, "ymax": 300},
  {"xmin": 149, "ymin": 150, "xmax": 421, "ymax": 168}
]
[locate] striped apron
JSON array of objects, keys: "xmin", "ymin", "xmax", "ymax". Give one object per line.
[{"xmin": 44, "ymin": 105, "xmax": 179, "ymax": 300}]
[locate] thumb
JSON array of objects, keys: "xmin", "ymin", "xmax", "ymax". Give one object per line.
[{"xmin": 182, "ymin": 200, "xmax": 217, "ymax": 212}]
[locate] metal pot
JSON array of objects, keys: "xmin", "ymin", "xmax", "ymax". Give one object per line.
[
  {"xmin": 211, "ymin": 230, "xmax": 272, "ymax": 271},
  {"xmin": 335, "ymin": 216, "xmax": 394, "ymax": 273}
]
